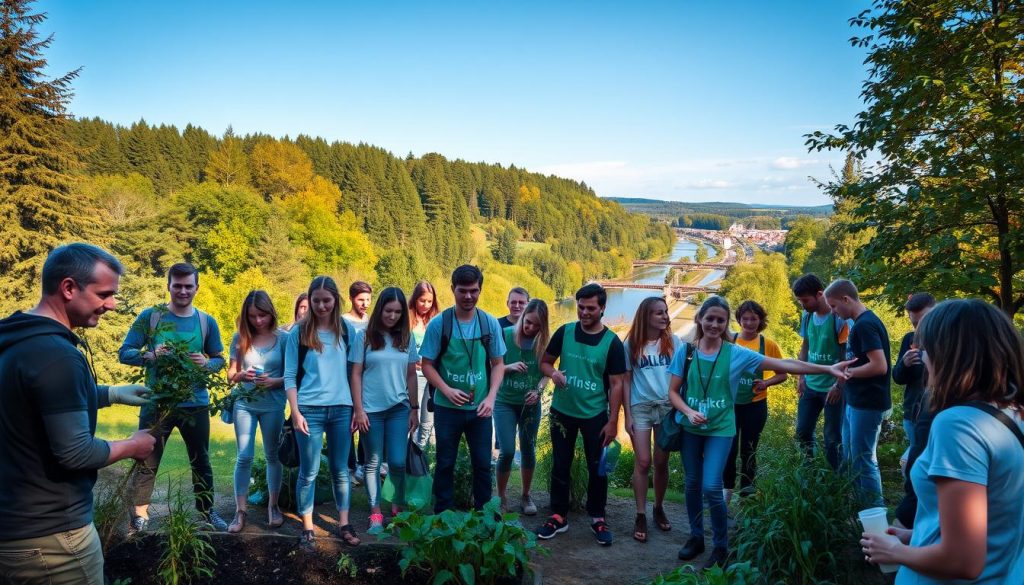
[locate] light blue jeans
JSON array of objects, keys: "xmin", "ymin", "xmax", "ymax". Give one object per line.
[
  {"xmin": 365, "ymin": 402, "xmax": 410, "ymax": 508},
  {"xmin": 232, "ymin": 405, "xmax": 285, "ymax": 501},
  {"xmin": 493, "ymin": 401, "xmax": 540, "ymax": 473},
  {"xmin": 413, "ymin": 374, "xmax": 434, "ymax": 449},
  {"xmin": 842, "ymin": 405, "xmax": 884, "ymax": 506},
  {"xmin": 681, "ymin": 431, "xmax": 733, "ymax": 549},
  {"xmin": 295, "ymin": 405, "xmax": 353, "ymax": 516}
]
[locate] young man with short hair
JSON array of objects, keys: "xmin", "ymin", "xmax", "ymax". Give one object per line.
[
  {"xmin": 420, "ymin": 265, "xmax": 506, "ymax": 512},
  {"xmin": 119, "ymin": 262, "xmax": 227, "ymax": 531},
  {"xmin": 344, "ymin": 281, "xmax": 372, "ymax": 332},
  {"xmin": 824, "ymin": 278, "xmax": 891, "ymax": 506},
  {"xmin": 498, "ymin": 287, "xmax": 529, "ymax": 329},
  {"xmin": 791, "ymin": 274, "xmax": 849, "ymax": 470},
  {"xmin": 536, "ymin": 283, "xmax": 626, "ymax": 546},
  {"xmin": 0, "ymin": 243, "xmax": 155, "ymax": 584}
]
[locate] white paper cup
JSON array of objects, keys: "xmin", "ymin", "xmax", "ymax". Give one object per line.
[{"xmin": 858, "ymin": 507, "xmax": 899, "ymax": 574}]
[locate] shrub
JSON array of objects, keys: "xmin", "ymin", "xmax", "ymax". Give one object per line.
[
  {"xmin": 158, "ymin": 480, "xmax": 216, "ymax": 585},
  {"xmin": 386, "ymin": 498, "xmax": 547, "ymax": 584}
]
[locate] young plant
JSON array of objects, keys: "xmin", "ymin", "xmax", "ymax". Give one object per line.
[
  {"xmin": 649, "ymin": 562, "xmax": 761, "ymax": 585},
  {"xmin": 158, "ymin": 479, "xmax": 217, "ymax": 585},
  {"xmin": 336, "ymin": 553, "xmax": 358, "ymax": 579},
  {"xmin": 385, "ymin": 497, "xmax": 547, "ymax": 585}
]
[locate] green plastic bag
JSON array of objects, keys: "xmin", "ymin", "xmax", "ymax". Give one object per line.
[
  {"xmin": 381, "ymin": 473, "xmax": 433, "ymax": 511},
  {"xmin": 598, "ymin": 439, "xmax": 621, "ymax": 477}
]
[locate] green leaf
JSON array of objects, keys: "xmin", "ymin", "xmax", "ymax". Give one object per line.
[{"xmin": 458, "ymin": 563, "xmax": 476, "ymax": 585}]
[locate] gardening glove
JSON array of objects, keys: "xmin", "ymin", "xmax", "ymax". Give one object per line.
[{"xmin": 108, "ymin": 384, "xmax": 151, "ymax": 406}]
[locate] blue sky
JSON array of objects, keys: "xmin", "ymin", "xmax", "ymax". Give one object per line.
[{"xmin": 38, "ymin": 0, "xmax": 870, "ymax": 205}]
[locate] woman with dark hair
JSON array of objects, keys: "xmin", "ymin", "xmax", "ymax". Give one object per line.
[
  {"xmin": 409, "ymin": 280, "xmax": 440, "ymax": 450},
  {"xmin": 861, "ymin": 299, "xmax": 1024, "ymax": 583},
  {"xmin": 226, "ymin": 291, "xmax": 286, "ymax": 533},
  {"xmin": 283, "ymin": 276, "xmax": 359, "ymax": 548},
  {"xmin": 723, "ymin": 300, "xmax": 787, "ymax": 502},
  {"xmin": 670, "ymin": 295, "xmax": 851, "ymax": 569},
  {"xmin": 350, "ymin": 287, "xmax": 420, "ymax": 531},
  {"xmin": 623, "ymin": 296, "xmax": 679, "ymax": 542},
  {"xmin": 495, "ymin": 299, "xmax": 550, "ymax": 515},
  {"xmin": 283, "ymin": 293, "xmax": 308, "ymax": 332}
]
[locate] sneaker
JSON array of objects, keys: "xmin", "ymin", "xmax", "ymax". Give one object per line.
[
  {"xmin": 535, "ymin": 515, "xmax": 569, "ymax": 540},
  {"xmin": 678, "ymin": 536, "xmax": 706, "ymax": 560},
  {"xmin": 590, "ymin": 520, "xmax": 613, "ymax": 546},
  {"xmin": 368, "ymin": 513, "xmax": 385, "ymax": 534},
  {"xmin": 521, "ymin": 494, "xmax": 538, "ymax": 516},
  {"xmin": 701, "ymin": 547, "xmax": 730, "ymax": 571},
  {"xmin": 127, "ymin": 515, "xmax": 149, "ymax": 538},
  {"xmin": 381, "ymin": 463, "xmax": 389, "ymax": 478},
  {"xmin": 202, "ymin": 511, "xmax": 229, "ymax": 531},
  {"xmin": 354, "ymin": 465, "xmax": 366, "ymax": 485}
]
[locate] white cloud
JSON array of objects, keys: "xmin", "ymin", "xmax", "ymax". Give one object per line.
[{"xmin": 771, "ymin": 156, "xmax": 822, "ymax": 170}]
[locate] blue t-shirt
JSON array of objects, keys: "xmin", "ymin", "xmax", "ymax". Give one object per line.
[
  {"xmin": 351, "ymin": 330, "xmax": 419, "ymax": 412},
  {"xmin": 896, "ymin": 405, "xmax": 1024, "ymax": 585},
  {"xmin": 418, "ymin": 310, "xmax": 506, "ymax": 363},
  {"xmin": 283, "ymin": 327, "xmax": 353, "ymax": 407},
  {"xmin": 229, "ymin": 332, "xmax": 286, "ymax": 412},
  {"xmin": 624, "ymin": 337, "xmax": 680, "ymax": 405}
]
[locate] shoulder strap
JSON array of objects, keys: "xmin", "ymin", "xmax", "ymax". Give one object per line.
[
  {"xmin": 478, "ymin": 309, "xmax": 496, "ymax": 359},
  {"xmin": 678, "ymin": 343, "xmax": 695, "ymax": 395},
  {"xmin": 296, "ymin": 340, "xmax": 309, "ymax": 390},
  {"xmin": 149, "ymin": 309, "xmax": 161, "ymax": 333},
  {"xmin": 759, "ymin": 334, "xmax": 765, "ymax": 355},
  {"xmin": 197, "ymin": 310, "xmax": 210, "ymax": 344},
  {"xmin": 965, "ymin": 402, "xmax": 1024, "ymax": 450},
  {"xmin": 801, "ymin": 311, "xmax": 809, "ymax": 336},
  {"xmin": 830, "ymin": 313, "xmax": 842, "ymax": 346},
  {"xmin": 437, "ymin": 308, "xmax": 454, "ymax": 362}
]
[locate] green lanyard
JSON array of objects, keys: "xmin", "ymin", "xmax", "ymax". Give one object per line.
[
  {"xmin": 695, "ymin": 344, "xmax": 723, "ymax": 400},
  {"xmin": 457, "ymin": 312, "xmax": 478, "ymax": 373}
]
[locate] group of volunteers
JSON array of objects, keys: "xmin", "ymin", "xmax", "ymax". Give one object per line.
[{"xmin": 1, "ymin": 242, "xmax": 1021, "ymax": 585}]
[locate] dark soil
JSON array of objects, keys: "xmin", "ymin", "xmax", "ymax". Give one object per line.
[{"xmin": 106, "ymin": 532, "xmax": 529, "ymax": 585}]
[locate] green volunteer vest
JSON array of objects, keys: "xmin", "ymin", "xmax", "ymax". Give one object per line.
[
  {"xmin": 551, "ymin": 323, "xmax": 615, "ymax": 419},
  {"xmin": 805, "ymin": 312, "xmax": 840, "ymax": 393},
  {"xmin": 682, "ymin": 342, "xmax": 735, "ymax": 437},
  {"xmin": 735, "ymin": 335, "xmax": 765, "ymax": 405},
  {"xmin": 497, "ymin": 327, "xmax": 542, "ymax": 406},
  {"xmin": 434, "ymin": 315, "xmax": 490, "ymax": 411}
]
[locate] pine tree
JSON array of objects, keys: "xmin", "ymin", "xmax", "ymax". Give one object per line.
[{"xmin": 0, "ymin": 0, "xmax": 87, "ymax": 310}]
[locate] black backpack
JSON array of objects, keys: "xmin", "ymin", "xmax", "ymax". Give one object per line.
[{"xmin": 425, "ymin": 308, "xmax": 498, "ymax": 412}]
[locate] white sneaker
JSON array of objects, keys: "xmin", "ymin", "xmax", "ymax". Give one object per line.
[
  {"xmin": 521, "ymin": 494, "xmax": 538, "ymax": 516},
  {"xmin": 381, "ymin": 463, "xmax": 389, "ymax": 478},
  {"xmin": 353, "ymin": 465, "xmax": 365, "ymax": 485}
]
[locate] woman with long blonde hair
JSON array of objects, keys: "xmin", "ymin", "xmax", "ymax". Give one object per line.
[
  {"xmin": 623, "ymin": 296, "xmax": 679, "ymax": 543},
  {"xmin": 494, "ymin": 299, "xmax": 550, "ymax": 515}
]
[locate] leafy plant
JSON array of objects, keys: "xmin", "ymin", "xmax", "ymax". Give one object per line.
[
  {"xmin": 649, "ymin": 561, "xmax": 761, "ymax": 585},
  {"xmin": 385, "ymin": 497, "xmax": 547, "ymax": 585},
  {"xmin": 158, "ymin": 479, "xmax": 216, "ymax": 585},
  {"xmin": 336, "ymin": 553, "xmax": 357, "ymax": 578}
]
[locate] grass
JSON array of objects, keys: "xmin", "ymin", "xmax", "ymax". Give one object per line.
[{"xmin": 515, "ymin": 240, "xmax": 550, "ymax": 253}]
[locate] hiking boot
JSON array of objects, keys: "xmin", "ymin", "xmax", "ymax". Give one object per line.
[
  {"xmin": 590, "ymin": 520, "xmax": 613, "ymax": 546},
  {"xmin": 521, "ymin": 494, "xmax": 538, "ymax": 516},
  {"xmin": 127, "ymin": 515, "xmax": 149, "ymax": 538},
  {"xmin": 701, "ymin": 547, "xmax": 730, "ymax": 571},
  {"xmin": 678, "ymin": 536, "xmax": 705, "ymax": 560},
  {"xmin": 535, "ymin": 515, "xmax": 568, "ymax": 540},
  {"xmin": 201, "ymin": 511, "xmax": 229, "ymax": 531}
]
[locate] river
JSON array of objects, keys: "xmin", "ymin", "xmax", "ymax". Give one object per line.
[{"xmin": 553, "ymin": 238, "xmax": 723, "ymax": 328}]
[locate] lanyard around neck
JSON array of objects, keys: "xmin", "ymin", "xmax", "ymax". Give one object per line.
[{"xmin": 695, "ymin": 343, "xmax": 723, "ymax": 400}]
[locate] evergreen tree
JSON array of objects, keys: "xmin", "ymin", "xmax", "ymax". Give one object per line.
[{"xmin": 0, "ymin": 0, "xmax": 87, "ymax": 310}]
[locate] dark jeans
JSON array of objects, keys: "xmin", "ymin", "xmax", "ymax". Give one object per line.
[
  {"xmin": 549, "ymin": 408, "xmax": 607, "ymax": 519},
  {"xmin": 795, "ymin": 390, "xmax": 844, "ymax": 470},
  {"xmin": 433, "ymin": 405, "xmax": 492, "ymax": 512},
  {"xmin": 347, "ymin": 431, "xmax": 367, "ymax": 469},
  {"xmin": 724, "ymin": 400, "xmax": 768, "ymax": 492},
  {"xmin": 133, "ymin": 406, "xmax": 214, "ymax": 514}
]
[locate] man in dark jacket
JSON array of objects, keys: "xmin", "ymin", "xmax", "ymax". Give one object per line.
[{"xmin": 0, "ymin": 243, "xmax": 155, "ymax": 584}]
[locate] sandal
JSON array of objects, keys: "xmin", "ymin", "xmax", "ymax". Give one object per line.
[
  {"xmin": 653, "ymin": 505, "xmax": 672, "ymax": 531},
  {"xmin": 299, "ymin": 529, "xmax": 316, "ymax": 551},
  {"xmin": 633, "ymin": 513, "xmax": 648, "ymax": 543},
  {"xmin": 339, "ymin": 524, "xmax": 361, "ymax": 546},
  {"xmin": 227, "ymin": 510, "xmax": 246, "ymax": 534},
  {"xmin": 268, "ymin": 505, "xmax": 284, "ymax": 528}
]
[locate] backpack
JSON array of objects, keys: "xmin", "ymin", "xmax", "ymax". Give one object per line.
[
  {"xmin": 425, "ymin": 308, "xmax": 499, "ymax": 411},
  {"xmin": 656, "ymin": 343, "xmax": 695, "ymax": 452},
  {"xmin": 801, "ymin": 311, "xmax": 842, "ymax": 346}
]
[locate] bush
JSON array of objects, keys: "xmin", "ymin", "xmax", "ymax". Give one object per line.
[
  {"xmin": 732, "ymin": 437, "xmax": 871, "ymax": 585},
  {"xmin": 386, "ymin": 498, "xmax": 547, "ymax": 585}
]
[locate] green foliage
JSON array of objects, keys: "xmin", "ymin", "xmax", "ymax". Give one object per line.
[
  {"xmin": 385, "ymin": 498, "xmax": 547, "ymax": 585},
  {"xmin": 335, "ymin": 553, "xmax": 358, "ymax": 579},
  {"xmin": 719, "ymin": 252, "xmax": 802, "ymax": 356},
  {"xmin": 492, "ymin": 224, "xmax": 520, "ymax": 264},
  {"xmin": 0, "ymin": 0, "xmax": 86, "ymax": 309},
  {"xmin": 158, "ymin": 479, "xmax": 217, "ymax": 585},
  {"xmin": 807, "ymin": 0, "xmax": 1024, "ymax": 315},
  {"xmin": 694, "ymin": 243, "xmax": 709, "ymax": 263},
  {"xmin": 533, "ymin": 419, "xmax": 588, "ymax": 512},
  {"xmin": 648, "ymin": 561, "xmax": 761, "ymax": 585},
  {"xmin": 783, "ymin": 216, "xmax": 829, "ymax": 279}
]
